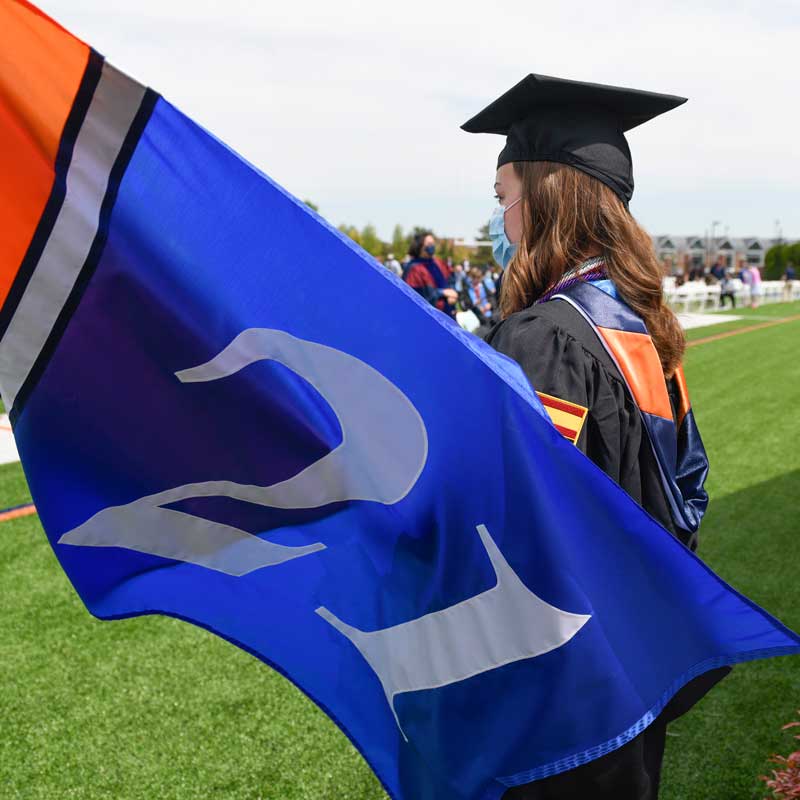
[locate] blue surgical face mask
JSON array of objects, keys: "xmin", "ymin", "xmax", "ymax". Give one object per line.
[
  {"xmin": 489, "ymin": 197, "xmax": 521, "ymax": 269},
  {"xmin": 424, "ymin": 244, "xmax": 436, "ymax": 257}
]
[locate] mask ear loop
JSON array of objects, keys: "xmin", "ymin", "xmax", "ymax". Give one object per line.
[{"xmin": 503, "ymin": 197, "xmax": 521, "ymax": 214}]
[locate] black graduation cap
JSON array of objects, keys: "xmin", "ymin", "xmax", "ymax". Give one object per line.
[{"xmin": 461, "ymin": 73, "xmax": 687, "ymax": 205}]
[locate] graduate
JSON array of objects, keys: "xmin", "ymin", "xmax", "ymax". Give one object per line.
[
  {"xmin": 463, "ymin": 74, "xmax": 728, "ymax": 799},
  {"xmin": 402, "ymin": 231, "xmax": 458, "ymax": 315}
]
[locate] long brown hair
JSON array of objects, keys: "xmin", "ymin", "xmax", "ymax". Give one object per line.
[{"xmin": 501, "ymin": 161, "xmax": 685, "ymax": 377}]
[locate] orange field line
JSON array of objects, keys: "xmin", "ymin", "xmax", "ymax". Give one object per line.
[
  {"xmin": 0, "ymin": 503, "xmax": 37, "ymax": 522},
  {"xmin": 688, "ymin": 315, "xmax": 800, "ymax": 347}
]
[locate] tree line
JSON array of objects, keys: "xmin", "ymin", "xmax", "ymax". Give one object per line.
[
  {"xmin": 764, "ymin": 242, "xmax": 800, "ymax": 279},
  {"xmin": 303, "ymin": 200, "xmax": 493, "ymax": 266},
  {"xmin": 308, "ymin": 198, "xmax": 800, "ymax": 281}
]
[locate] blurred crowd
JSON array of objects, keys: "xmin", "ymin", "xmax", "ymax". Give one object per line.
[
  {"xmin": 379, "ymin": 237, "xmax": 798, "ymax": 321},
  {"xmin": 674, "ymin": 256, "xmax": 797, "ymax": 308},
  {"xmin": 378, "ymin": 232, "xmax": 501, "ymax": 336}
]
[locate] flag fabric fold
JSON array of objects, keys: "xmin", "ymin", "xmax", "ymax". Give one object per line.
[{"xmin": 1, "ymin": 3, "xmax": 798, "ymax": 798}]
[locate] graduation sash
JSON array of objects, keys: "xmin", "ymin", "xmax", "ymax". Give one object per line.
[{"xmin": 552, "ymin": 281, "xmax": 709, "ymax": 536}]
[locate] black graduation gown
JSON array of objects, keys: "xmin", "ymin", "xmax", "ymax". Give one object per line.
[{"xmin": 485, "ymin": 297, "xmax": 728, "ymax": 800}]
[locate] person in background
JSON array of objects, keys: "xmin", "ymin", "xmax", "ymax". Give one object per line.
[
  {"xmin": 740, "ymin": 261, "xmax": 753, "ymax": 300},
  {"xmin": 719, "ymin": 269, "xmax": 736, "ymax": 308},
  {"xmin": 483, "ymin": 268, "xmax": 497, "ymax": 296},
  {"xmin": 452, "ymin": 260, "xmax": 467, "ymax": 291},
  {"xmin": 737, "ymin": 263, "xmax": 747, "ymax": 281},
  {"xmin": 710, "ymin": 257, "xmax": 726, "ymax": 282},
  {"xmin": 749, "ymin": 263, "xmax": 762, "ymax": 308},
  {"xmin": 385, "ymin": 252, "xmax": 403, "ymax": 278},
  {"xmin": 403, "ymin": 232, "xmax": 457, "ymax": 315},
  {"xmin": 456, "ymin": 259, "xmax": 474, "ymax": 291},
  {"xmin": 465, "ymin": 265, "xmax": 495, "ymax": 322},
  {"xmin": 783, "ymin": 262, "xmax": 795, "ymax": 302}
]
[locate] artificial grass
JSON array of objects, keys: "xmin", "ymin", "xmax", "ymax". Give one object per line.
[
  {"xmin": 0, "ymin": 459, "xmax": 383, "ymax": 796},
  {"xmin": 684, "ymin": 299, "xmax": 800, "ymax": 342},
  {"xmin": 660, "ymin": 318, "xmax": 800, "ymax": 800},
  {"xmin": 2, "ymin": 321, "xmax": 799, "ymax": 799},
  {"xmin": 697, "ymin": 300, "xmax": 800, "ymax": 321}
]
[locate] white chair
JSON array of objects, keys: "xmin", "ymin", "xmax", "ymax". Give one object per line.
[
  {"xmin": 733, "ymin": 279, "xmax": 750, "ymax": 308},
  {"xmin": 705, "ymin": 284, "xmax": 721, "ymax": 310},
  {"xmin": 673, "ymin": 285, "xmax": 692, "ymax": 313},
  {"xmin": 691, "ymin": 284, "xmax": 705, "ymax": 312},
  {"xmin": 762, "ymin": 281, "xmax": 782, "ymax": 304}
]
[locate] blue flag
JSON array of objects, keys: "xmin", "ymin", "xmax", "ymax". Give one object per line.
[{"xmin": 1, "ymin": 7, "xmax": 798, "ymax": 799}]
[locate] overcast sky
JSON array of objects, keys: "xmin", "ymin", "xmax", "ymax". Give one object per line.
[{"xmin": 42, "ymin": 0, "xmax": 800, "ymax": 241}]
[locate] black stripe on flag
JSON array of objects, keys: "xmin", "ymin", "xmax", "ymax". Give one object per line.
[
  {"xmin": 0, "ymin": 49, "xmax": 105, "ymax": 344},
  {"xmin": 10, "ymin": 88, "xmax": 159, "ymax": 425}
]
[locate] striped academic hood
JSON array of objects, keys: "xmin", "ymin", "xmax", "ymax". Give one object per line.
[{"xmin": 552, "ymin": 281, "xmax": 709, "ymax": 538}]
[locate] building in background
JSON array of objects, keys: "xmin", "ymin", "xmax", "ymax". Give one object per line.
[
  {"xmin": 440, "ymin": 235, "xmax": 795, "ymax": 277},
  {"xmin": 653, "ymin": 236, "xmax": 780, "ymax": 275}
]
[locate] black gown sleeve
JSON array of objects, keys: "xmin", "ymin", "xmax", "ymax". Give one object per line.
[{"xmin": 487, "ymin": 313, "xmax": 650, "ymax": 513}]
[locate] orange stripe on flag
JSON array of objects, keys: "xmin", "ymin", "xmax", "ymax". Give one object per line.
[{"xmin": 0, "ymin": 0, "xmax": 88, "ymax": 308}]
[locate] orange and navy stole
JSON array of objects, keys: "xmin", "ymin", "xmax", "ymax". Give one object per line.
[{"xmin": 551, "ymin": 281, "xmax": 709, "ymax": 537}]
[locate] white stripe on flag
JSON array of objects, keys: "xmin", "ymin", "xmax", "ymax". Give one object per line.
[{"xmin": 0, "ymin": 62, "xmax": 146, "ymax": 412}]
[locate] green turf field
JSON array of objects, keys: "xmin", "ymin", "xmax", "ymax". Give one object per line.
[
  {"xmin": 662, "ymin": 309, "xmax": 800, "ymax": 800},
  {"xmin": 684, "ymin": 299, "xmax": 800, "ymax": 343},
  {"xmin": 1, "ymin": 310, "xmax": 798, "ymax": 799}
]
